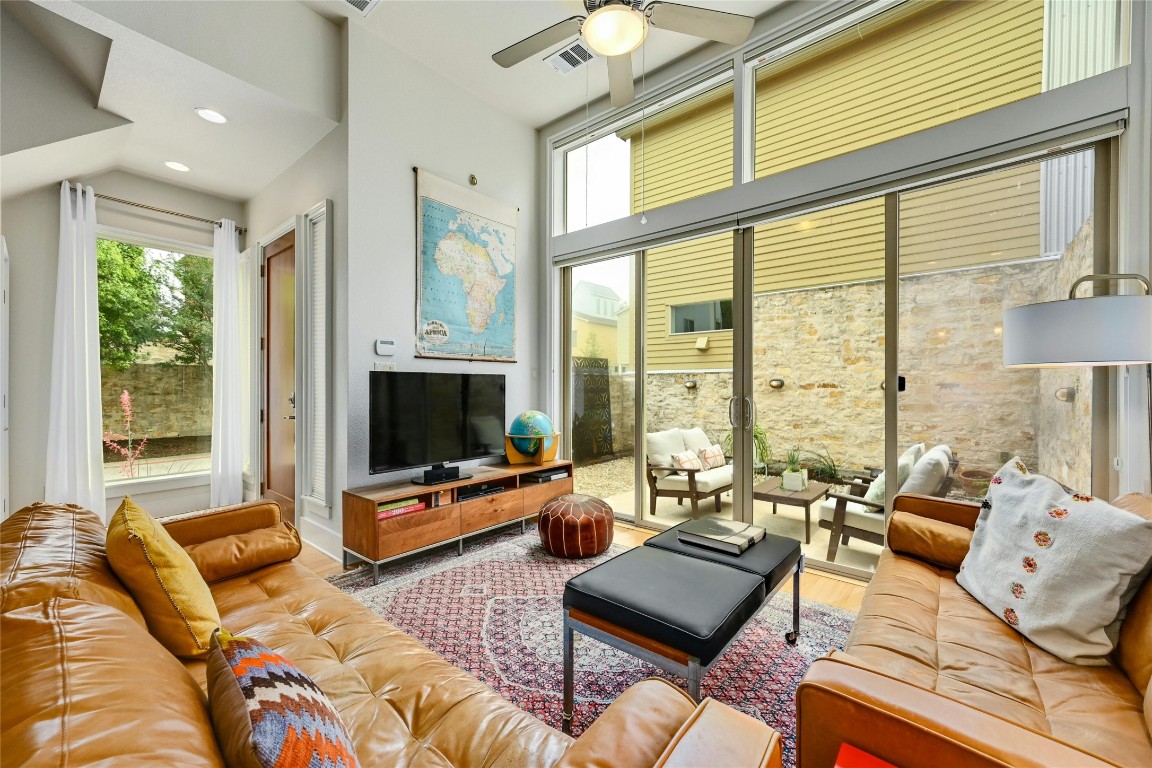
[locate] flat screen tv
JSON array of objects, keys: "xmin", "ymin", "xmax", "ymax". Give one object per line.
[{"xmin": 368, "ymin": 371, "xmax": 506, "ymax": 475}]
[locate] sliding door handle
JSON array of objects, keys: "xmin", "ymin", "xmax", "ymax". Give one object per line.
[
  {"xmin": 743, "ymin": 396, "xmax": 754, "ymax": 429},
  {"xmin": 728, "ymin": 396, "xmax": 740, "ymax": 428}
]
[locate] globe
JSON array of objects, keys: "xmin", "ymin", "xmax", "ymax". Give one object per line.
[{"xmin": 508, "ymin": 410, "xmax": 556, "ymax": 457}]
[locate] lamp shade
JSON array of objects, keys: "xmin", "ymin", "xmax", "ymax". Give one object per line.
[
  {"xmin": 582, "ymin": 4, "xmax": 648, "ymax": 57},
  {"xmin": 1003, "ymin": 294, "xmax": 1152, "ymax": 367}
]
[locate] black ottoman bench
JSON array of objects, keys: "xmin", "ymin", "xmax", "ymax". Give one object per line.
[{"xmin": 561, "ymin": 524, "xmax": 803, "ymax": 734}]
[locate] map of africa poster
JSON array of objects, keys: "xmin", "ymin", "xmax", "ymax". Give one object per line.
[{"xmin": 416, "ymin": 170, "xmax": 517, "ymax": 361}]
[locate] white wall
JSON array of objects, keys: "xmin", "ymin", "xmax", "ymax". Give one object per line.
[
  {"xmin": 245, "ymin": 118, "xmax": 349, "ymax": 558},
  {"xmin": 0, "ymin": 171, "xmax": 243, "ymax": 513},
  {"xmin": 337, "ymin": 24, "xmax": 542, "ymax": 552}
]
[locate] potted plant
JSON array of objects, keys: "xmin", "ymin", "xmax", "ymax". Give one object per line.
[
  {"xmin": 805, "ymin": 446, "xmax": 841, "ymax": 485},
  {"xmin": 782, "ymin": 446, "xmax": 808, "ymax": 491},
  {"xmin": 722, "ymin": 425, "xmax": 772, "ymax": 475}
]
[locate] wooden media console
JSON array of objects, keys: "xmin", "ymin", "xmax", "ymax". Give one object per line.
[{"xmin": 342, "ymin": 460, "xmax": 574, "ymax": 583}]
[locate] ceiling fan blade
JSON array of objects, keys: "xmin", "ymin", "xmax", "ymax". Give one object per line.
[
  {"xmin": 492, "ymin": 17, "xmax": 584, "ymax": 68},
  {"xmin": 647, "ymin": 2, "xmax": 755, "ymax": 46},
  {"xmin": 607, "ymin": 54, "xmax": 635, "ymax": 108}
]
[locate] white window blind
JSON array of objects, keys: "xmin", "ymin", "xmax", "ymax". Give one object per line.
[{"xmin": 301, "ymin": 205, "xmax": 331, "ymax": 506}]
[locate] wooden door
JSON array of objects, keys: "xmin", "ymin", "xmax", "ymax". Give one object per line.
[{"xmin": 264, "ymin": 231, "xmax": 296, "ymax": 524}]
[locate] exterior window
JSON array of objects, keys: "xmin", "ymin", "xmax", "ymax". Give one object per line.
[
  {"xmin": 670, "ymin": 300, "xmax": 732, "ymax": 334},
  {"xmin": 97, "ymin": 238, "xmax": 213, "ymax": 481}
]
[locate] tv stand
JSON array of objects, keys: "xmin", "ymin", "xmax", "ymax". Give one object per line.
[
  {"xmin": 410, "ymin": 473, "xmax": 472, "ymax": 486},
  {"xmin": 342, "ymin": 461, "xmax": 574, "ymax": 584}
]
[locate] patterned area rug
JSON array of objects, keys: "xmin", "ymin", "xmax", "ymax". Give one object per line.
[{"xmin": 328, "ymin": 527, "xmax": 855, "ymax": 768}]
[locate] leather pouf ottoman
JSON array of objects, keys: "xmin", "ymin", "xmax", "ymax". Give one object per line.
[{"xmin": 538, "ymin": 494, "xmax": 614, "ymax": 558}]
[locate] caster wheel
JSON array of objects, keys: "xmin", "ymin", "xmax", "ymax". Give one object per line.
[{"xmin": 786, "ymin": 631, "xmax": 798, "ymax": 645}]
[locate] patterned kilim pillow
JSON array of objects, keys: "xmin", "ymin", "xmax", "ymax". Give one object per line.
[{"xmin": 206, "ymin": 629, "xmax": 359, "ymax": 768}]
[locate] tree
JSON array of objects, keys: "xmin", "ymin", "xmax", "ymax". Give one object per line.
[
  {"xmin": 96, "ymin": 239, "xmax": 162, "ymax": 370},
  {"xmin": 581, "ymin": 331, "xmax": 603, "ymax": 359},
  {"xmin": 160, "ymin": 254, "xmax": 214, "ymax": 367}
]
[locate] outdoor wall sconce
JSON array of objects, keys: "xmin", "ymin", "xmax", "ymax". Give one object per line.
[
  {"xmin": 1054, "ymin": 386, "xmax": 1076, "ymax": 403},
  {"xmin": 685, "ymin": 380, "xmax": 698, "ymax": 390},
  {"xmin": 768, "ymin": 378, "xmax": 785, "ymax": 390}
]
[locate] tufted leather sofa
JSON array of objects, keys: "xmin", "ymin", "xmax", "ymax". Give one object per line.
[
  {"xmin": 797, "ymin": 492, "xmax": 1152, "ymax": 768},
  {"xmin": 1, "ymin": 500, "xmax": 781, "ymax": 767}
]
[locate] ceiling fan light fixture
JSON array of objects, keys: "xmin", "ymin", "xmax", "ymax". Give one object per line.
[{"xmin": 582, "ymin": 4, "xmax": 648, "ymax": 57}]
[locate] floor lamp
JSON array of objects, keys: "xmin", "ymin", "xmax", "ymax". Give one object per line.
[{"xmin": 1003, "ymin": 273, "xmax": 1152, "ymax": 484}]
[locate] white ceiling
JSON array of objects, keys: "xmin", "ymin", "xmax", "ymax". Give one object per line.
[
  {"xmin": 1, "ymin": 0, "xmax": 782, "ymax": 203},
  {"xmin": 305, "ymin": 0, "xmax": 783, "ymax": 128}
]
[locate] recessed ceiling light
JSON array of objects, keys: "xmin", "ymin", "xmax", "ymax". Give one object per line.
[
  {"xmin": 195, "ymin": 107, "xmax": 227, "ymax": 124},
  {"xmin": 165, "ymin": 161, "xmax": 191, "ymax": 172}
]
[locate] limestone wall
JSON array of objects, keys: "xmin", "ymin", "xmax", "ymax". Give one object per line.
[{"xmin": 101, "ymin": 364, "xmax": 212, "ymax": 439}]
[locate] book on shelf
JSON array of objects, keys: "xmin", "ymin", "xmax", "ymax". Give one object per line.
[
  {"xmin": 376, "ymin": 501, "xmax": 426, "ymax": 520},
  {"xmin": 676, "ymin": 518, "xmax": 766, "ymax": 555},
  {"xmin": 377, "ymin": 497, "xmax": 418, "ymax": 512}
]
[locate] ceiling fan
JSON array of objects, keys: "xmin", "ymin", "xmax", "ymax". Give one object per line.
[{"xmin": 492, "ymin": 1, "xmax": 755, "ymax": 107}]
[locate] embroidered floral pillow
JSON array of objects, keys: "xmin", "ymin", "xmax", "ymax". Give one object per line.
[
  {"xmin": 956, "ymin": 458, "xmax": 1152, "ymax": 665},
  {"xmin": 671, "ymin": 450, "xmax": 703, "ymax": 473},
  {"xmin": 697, "ymin": 443, "xmax": 726, "ymax": 470}
]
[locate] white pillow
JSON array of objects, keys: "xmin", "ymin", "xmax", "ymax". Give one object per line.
[
  {"xmin": 697, "ymin": 443, "xmax": 726, "ymax": 470},
  {"xmin": 681, "ymin": 427, "xmax": 712, "ymax": 455},
  {"xmin": 904, "ymin": 442, "xmax": 926, "ymax": 465},
  {"xmin": 646, "ymin": 428, "xmax": 686, "ymax": 470},
  {"xmin": 957, "ymin": 457, "xmax": 1152, "ymax": 665},
  {"xmin": 671, "ymin": 450, "xmax": 703, "ymax": 473},
  {"xmin": 902, "ymin": 444, "xmax": 953, "ymax": 496},
  {"xmin": 863, "ymin": 451, "xmax": 917, "ymax": 505}
]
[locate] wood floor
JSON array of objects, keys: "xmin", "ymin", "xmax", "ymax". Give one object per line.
[{"xmin": 300, "ymin": 520, "xmax": 868, "ymax": 613}]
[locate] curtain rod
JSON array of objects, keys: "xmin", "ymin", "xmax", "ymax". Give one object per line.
[{"xmin": 92, "ymin": 192, "xmax": 247, "ymax": 235}]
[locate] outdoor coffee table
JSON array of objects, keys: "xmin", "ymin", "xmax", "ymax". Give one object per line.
[
  {"xmin": 752, "ymin": 477, "xmax": 831, "ymax": 544},
  {"xmin": 560, "ymin": 524, "xmax": 803, "ymax": 734}
]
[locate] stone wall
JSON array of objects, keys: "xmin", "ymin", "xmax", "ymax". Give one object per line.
[
  {"xmin": 637, "ymin": 231, "xmax": 1094, "ymax": 479},
  {"xmin": 101, "ymin": 364, "xmax": 212, "ymax": 439}
]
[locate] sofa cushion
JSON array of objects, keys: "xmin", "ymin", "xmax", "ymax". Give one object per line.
[
  {"xmin": 847, "ymin": 550, "xmax": 1152, "ymax": 767},
  {"xmin": 656, "ymin": 465, "xmax": 733, "ymax": 494},
  {"xmin": 886, "ymin": 510, "xmax": 972, "ymax": 570},
  {"xmin": 863, "ymin": 446, "xmax": 919, "ymax": 504},
  {"xmin": 901, "ymin": 444, "xmax": 953, "ymax": 496},
  {"xmin": 106, "ymin": 497, "xmax": 221, "ymax": 659},
  {"xmin": 204, "ymin": 560, "xmax": 572, "ymax": 767},
  {"xmin": 184, "ymin": 521, "xmax": 302, "ymax": 584},
  {"xmin": 681, "ymin": 428, "xmax": 713, "ymax": 455},
  {"xmin": 1, "ymin": 502, "xmax": 145, "ymax": 624},
  {"xmin": 957, "ymin": 459, "xmax": 1152, "ymax": 665},
  {"xmin": 206, "ymin": 629, "xmax": 359, "ymax": 768},
  {"xmin": 697, "ymin": 443, "xmax": 726, "ymax": 469},
  {"xmin": 1, "ymin": 597, "xmax": 225, "ymax": 767},
  {"xmin": 1111, "ymin": 492, "xmax": 1152, "ymax": 694},
  {"xmin": 671, "ymin": 450, "xmax": 704, "ymax": 472}
]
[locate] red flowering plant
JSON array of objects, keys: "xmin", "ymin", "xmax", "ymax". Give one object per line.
[{"xmin": 103, "ymin": 389, "xmax": 148, "ymax": 478}]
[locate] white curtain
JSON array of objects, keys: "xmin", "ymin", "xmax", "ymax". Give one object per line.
[
  {"xmin": 210, "ymin": 220, "xmax": 243, "ymax": 507},
  {"xmin": 46, "ymin": 181, "xmax": 105, "ymax": 518}
]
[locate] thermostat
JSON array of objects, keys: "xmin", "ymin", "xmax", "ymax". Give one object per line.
[{"xmin": 375, "ymin": 339, "xmax": 396, "ymax": 356}]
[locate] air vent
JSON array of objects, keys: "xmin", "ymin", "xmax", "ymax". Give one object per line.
[
  {"xmin": 343, "ymin": 0, "xmax": 380, "ymax": 16},
  {"xmin": 545, "ymin": 41, "xmax": 597, "ymax": 75}
]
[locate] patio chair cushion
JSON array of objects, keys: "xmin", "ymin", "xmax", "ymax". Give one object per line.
[
  {"xmin": 818, "ymin": 498, "xmax": 885, "ymax": 534},
  {"xmin": 681, "ymin": 428, "xmax": 713, "ymax": 455},
  {"xmin": 656, "ymin": 465, "xmax": 733, "ymax": 494},
  {"xmin": 863, "ymin": 446, "xmax": 920, "ymax": 504},
  {"xmin": 648, "ymin": 429, "xmax": 687, "ymax": 478},
  {"xmin": 902, "ymin": 444, "xmax": 953, "ymax": 496},
  {"xmin": 698, "ymin": 444, "xmax": 726, "ymax": 469}
]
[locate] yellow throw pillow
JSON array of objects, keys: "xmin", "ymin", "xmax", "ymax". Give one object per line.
[{"xmin": 106, "ymin": 497, "xmax": 221, "ymax": 658}]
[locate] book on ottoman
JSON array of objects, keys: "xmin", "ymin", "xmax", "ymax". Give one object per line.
[{"xmin": 677, "ymin": 518, "xmax": 766, "ymax": 555}]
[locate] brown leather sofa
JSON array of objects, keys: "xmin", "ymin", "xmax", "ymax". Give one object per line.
[
  {"xmin": 797, "ymin": 492, "xmax": 1152, "ymax": 768},
  {"xmin": 1, "ymin": 501, "xmax": 781, "ymax": 767}
]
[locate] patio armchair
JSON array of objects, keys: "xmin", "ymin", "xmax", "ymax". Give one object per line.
[
  {"xmin": 818, "ymin": 444, "xmax": 957, "ymax": 562},
  {"xmin": 645, "ymin": 427, "xmax": 733, "ymax": 518}
]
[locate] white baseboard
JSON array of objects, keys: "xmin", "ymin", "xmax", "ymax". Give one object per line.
[{"xmin": 299, "ymin": 515, "xmax": 342, "ymax": 562}]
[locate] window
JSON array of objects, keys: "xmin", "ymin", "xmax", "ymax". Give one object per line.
[
  {"xmin": 670, "ymin": 300, "xmax": 732, "ymax": 334},
  {"xmin": 97, "ymin": 237, "xmax": 213, "ymax": 481}
]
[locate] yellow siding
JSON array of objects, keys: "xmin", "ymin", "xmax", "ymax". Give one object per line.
[
  {"xmin": 640, "ymin": 1, "xmax": 1044, "ymax": 370},
  {"xmin": 626, "ymin": 83, "xmax": 734, "ymax": 213},
  {"xmin": 645, "ymin": 232, "xmax": 733, "ymax": 370},
  {"xmin": 572, "ymin": 316, "xmax": 619, "ymax": 367},
  {"xmin": 754, "ymin": 0, "xmax": 1044, "ymax": 177}
]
